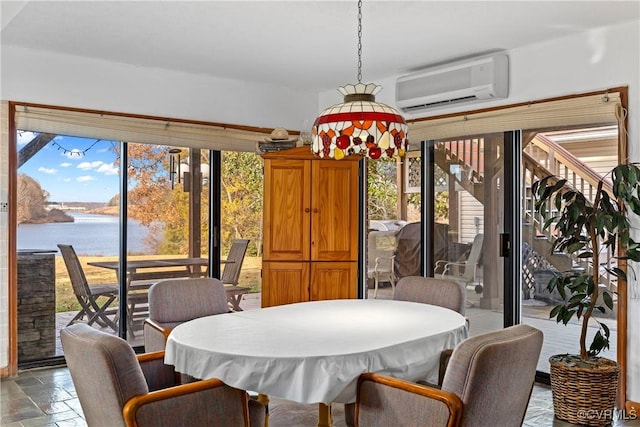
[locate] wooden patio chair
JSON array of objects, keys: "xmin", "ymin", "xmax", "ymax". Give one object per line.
[
  {"xmin": 57, "ymin": 244, "xmax": 119, "ymax": 332},
  {"xmin": 221, "ymin": 239, "xmax": 251, "ymax": 311}
]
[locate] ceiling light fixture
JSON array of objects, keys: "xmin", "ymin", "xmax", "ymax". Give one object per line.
[{"xmin": 311, "ymin": 0, "xmax": 408, "ymax": 160}]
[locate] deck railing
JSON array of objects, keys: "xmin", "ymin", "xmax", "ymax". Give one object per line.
[{"xmin": 522, "ymin": 135, "xmax": 616, "ymax": 294}]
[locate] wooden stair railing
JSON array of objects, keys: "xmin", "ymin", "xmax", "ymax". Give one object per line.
[
  {"xmin": 431, "ymin": 135, "xmax": 617, "ymax": 296},
  {"xmin": 523, "ymin": 135, "xmax": 617, "ymax": 295}
]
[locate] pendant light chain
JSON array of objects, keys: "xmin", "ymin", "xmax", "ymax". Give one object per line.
[
  {"xmin": 311, "ymin": 0, "xmax": 408, "ymax": 160},
  {"xmin": 357, "ymin": 0, "xmax": 363, "ymax": 83}
]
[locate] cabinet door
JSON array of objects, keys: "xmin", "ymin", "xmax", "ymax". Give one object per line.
[
  {"xmin": 262, "ymin": 262, "xmax": 310, "ymax": 307},
  {"xmin": 310, "ymin": 262, "xmax": 357, "ymax": 301},
  {"xmin": 263, "ymin": 159, "xmax": 311, "ymax": 261},
  {"xmin": 311, "ymin": 161, "xmax": 359, "ymax": 261}
]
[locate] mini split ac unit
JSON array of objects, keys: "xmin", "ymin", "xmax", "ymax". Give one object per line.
[{"xmin": 396, "ymin": 53, "xmax": 509, "ymax": 113}]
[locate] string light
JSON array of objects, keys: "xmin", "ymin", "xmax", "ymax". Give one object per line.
[{"xmin": 51, "ymin": 139, "xmax": 102, "ymax": 157}]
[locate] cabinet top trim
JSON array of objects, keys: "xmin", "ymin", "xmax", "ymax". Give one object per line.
[{"xmin": 261, "ymin": 146, "xmax": 362, "ymax": 161}]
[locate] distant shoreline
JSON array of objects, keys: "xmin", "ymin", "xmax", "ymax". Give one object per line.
[
  {"xmin": 19, "ymin": 206, "xmax": 119, "ymax": 225},
  {"xmin": 85, "ymin": 205, "xmax": 119, "ymax": 216}
]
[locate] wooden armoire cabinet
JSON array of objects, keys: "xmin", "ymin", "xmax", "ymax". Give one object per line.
[{"xmin": 261, "ymin": 146, "xmax": 360, "ymax": 307}]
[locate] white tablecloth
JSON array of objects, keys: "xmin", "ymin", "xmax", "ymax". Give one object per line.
[{"xmin": 165, "ymin": 299, "xmax": 468, "ymax": 404}]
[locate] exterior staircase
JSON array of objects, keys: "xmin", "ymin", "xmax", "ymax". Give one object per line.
[{"xmin": 433, "ymin": 133, "xmax": 618, "ymax": 301}]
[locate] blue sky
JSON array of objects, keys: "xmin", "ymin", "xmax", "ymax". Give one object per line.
[{"xmin": 18, "ymin": 131, "xmax": 121, "ymax": 203}]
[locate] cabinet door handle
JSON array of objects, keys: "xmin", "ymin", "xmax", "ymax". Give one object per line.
[
  {"xmin": 313, "ymin": 208, "xmax": 319, "ymax": 213},
  {"xmin": 305, "ymin": 208, "xmax": 311, "ymax": 213}
]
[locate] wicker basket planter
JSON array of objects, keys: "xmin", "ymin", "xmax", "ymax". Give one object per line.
[{"xmin": 550, "ymin": 355, "xmax": 619, "ymax": 426}]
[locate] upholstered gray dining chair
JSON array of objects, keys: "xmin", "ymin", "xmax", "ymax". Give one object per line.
[
  {"xmin": 61, "ymin": 323, "xmax": 265, "ymax": 427},
  {"xmin": 393, "ymin": 276, "xmax": 466, "ymax": 315},
  {"xmin": 143, "ymin": 277, "xmax": 229, "ymax": 352},
  {"xmin": 394, "ymin": 276, "xmax": 469, "ymax": 381},
  {"xmin": 352, "ymin": 324, "xmax": 543, "ymax": 427}
]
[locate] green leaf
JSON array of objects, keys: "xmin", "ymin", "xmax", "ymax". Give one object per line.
[
  {"xmin": 602, "ymin": 323, "xmax": 611, "ymax": 338},
  {"xmin": 549, "ymin": 305, "xmax": 562, "ymax": 319},
  {"xmin": 603, "ymin": 292, "xmax": 614, "ymax": 310},
  {"xmin": 561, "ymin": 309, "xmax": 574, "ymax": 325}
]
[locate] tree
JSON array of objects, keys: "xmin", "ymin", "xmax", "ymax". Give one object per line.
[
  {"xmin": 114, "ymin": 143, "xmax": 186, "ymax": 254},
  {"xmin": 367, "ymin": 159, "xmax": 398, "ymax": 220},
  {"xmin": 119, "ymin": 144, "xmax": 264, "ymax": 256},
  {"xmin": 221, "ymin": 151, "xmax": 263, "ymax": 255},
  {"xmin": 17, "ymin": 174, "xmax": 49, "ymax": 223}
]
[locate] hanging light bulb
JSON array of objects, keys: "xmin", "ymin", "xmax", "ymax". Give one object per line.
[{"xmin": 311, "ymin": 0, "xmax": 408, "ymax": 160}]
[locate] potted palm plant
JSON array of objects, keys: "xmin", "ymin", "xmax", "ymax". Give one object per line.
[{"xmin": 532, "ymin": 163, "xmax": 640, "ymax": 426}]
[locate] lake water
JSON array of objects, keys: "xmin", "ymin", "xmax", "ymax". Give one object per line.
[{"xmin": 17, "ymin": 212, "xmax": 154, "ymax": 256}]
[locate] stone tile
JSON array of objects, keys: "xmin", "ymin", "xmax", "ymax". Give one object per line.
[
  {"xmin": 0, "ymin": 397, "xmax": 43, "ymax": 424},
  {"xmin": 54, "ymin": 418, "xmax": 88, "ymax": 427},
  {"xmin": 36, "ymin": 400, "xmax": 75, "ymax": 416},
  {"xmin": 13, "ymin": 376, "xmax": 43, "ymax": 388},
  {"xmin": 15, "ymin": 416, "xmax": 60, "ymax": 427},
  {"xmin": 20, "ymin": 386, "xmax": 73, "ymax": 408},
  {"xmin": 0, "ymin": 381, "xmax": 24, "ymax": 398},
  {"xmin": 63, "ymin": 397, "xmax": 83, "ymax": 414}
]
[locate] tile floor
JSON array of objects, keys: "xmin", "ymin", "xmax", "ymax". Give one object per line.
[{"xmin": 2, "ymin": 367, "xmax": 639, "ymax": 426}]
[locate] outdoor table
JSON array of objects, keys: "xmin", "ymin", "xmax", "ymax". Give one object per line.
[
  {"xmin": 165, "ymin": 298, "xmax": 468, "ymax": 427},
  {"xmin": 88, "ymin": 257, "xmax": 213, "ymax": 287},
  {"xmin": 88, "ymin": 257, "xmax": 232, "ymax": 332}
]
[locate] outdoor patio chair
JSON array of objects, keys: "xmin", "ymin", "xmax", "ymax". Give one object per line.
[
  {"xmin": 367, "ymin": 231, "xmax": 397, "ymax": 298},
  {"xmin": 436, "ymin": 234, "xmax": 484, "ymax": 295},
  {"xmin": 61, "ymin": 323, "xmax": 265, "ymax": 427},
  {"xmin": 143, "ymin": 277, "xmax": 230, "ymax": 353},
  {"xmin": 352, "ymin": 324, "xmax": 543, "ymax": 427},
  {"xmin": 57, "ymin": 244, "xmax": 118, "ymax": 332},
  {"xmin": 221, "ymin": 238, "xmax": 250, "ymax": 310}
]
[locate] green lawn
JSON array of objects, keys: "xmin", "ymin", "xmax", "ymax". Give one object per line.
[{"xmin": 55, "ymin": 255, "xmax": 262, "ymax": 313}]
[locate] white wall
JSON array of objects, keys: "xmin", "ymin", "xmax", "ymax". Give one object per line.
[
  {"xmin": 322, "ymin": 20, "xmax": 640, "ymax": 401},
  {"xmin": 0, "ymin": 46, "xmax": 319, "ymax": 131},
  {"xmin": 2, "ymin": 18, "xmax": 639, "ymax": 401}
]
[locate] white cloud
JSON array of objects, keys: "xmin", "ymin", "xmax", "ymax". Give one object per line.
[
  {"xmin": 97, "ymin": 163, "xmax": 118, "ymax": 175},
  {"xmin": 38, "ymin": 166, "xmax": 57, "ymax": 175},
  {"xmin": 60, "ymin": 162, "xmax": 72, "ymax": 168},
  {"xmin": 77, "ymin": 161, "xmax": 104, "ymax": 170},
  {"xmin": 63, "ymin": 178, "xmax": 72, "ymax": 182},
  {"xmin": 77, "ymin": 175, "xmax": 95, "ymax": 183}
]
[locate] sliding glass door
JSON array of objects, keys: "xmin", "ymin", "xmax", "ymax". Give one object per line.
[{"xmin": 417, "ymin": 131, "xmax": 519, "ymax": 336}]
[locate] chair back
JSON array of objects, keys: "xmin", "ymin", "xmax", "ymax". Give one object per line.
[
  {"xmin": 58, "ymin": 244, "xmax": 91, "ymax": 301},
  {"xmin": 460, "ymin": 234, "xmax": 484, "ymax": 281},
  {"xmin": 149, "ymin": 277, "xmax": 229, "ymax": 323},
  {"xmin": 367, "ymin": 231, "xmax": 396, "ymax": 271},
  {"xmin": 61, "ymin": 323, "xmax": 148, "ymax": 427},
  {"xmin": 221, "ymin": 239, "xmax": 250, "ymax": 285},
  {"xmin": 441, "ymin": 324, "xmax": 543, "ymax": 427},
  {"xmin": 393, "ymin": 276, "xmax": 466, "ymax": 315}
]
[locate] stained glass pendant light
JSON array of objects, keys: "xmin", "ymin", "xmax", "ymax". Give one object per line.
[{"xmin": 311, "ymin": 0, "xmax": 408, "ymax": 160}]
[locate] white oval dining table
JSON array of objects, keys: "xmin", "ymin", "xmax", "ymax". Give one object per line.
[{"xmin": 165, "ymin": 298, "xmax": 468, "ymax": 427}]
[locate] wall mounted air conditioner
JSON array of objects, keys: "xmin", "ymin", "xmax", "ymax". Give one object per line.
[{"xmin": 396, "ymin": 53, "xmax": 509, "ymax": 113}]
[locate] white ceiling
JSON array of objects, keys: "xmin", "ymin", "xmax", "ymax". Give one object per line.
[{"xmin": 2, "ymin": 1, "xmax": 639, "ymax": 93}]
